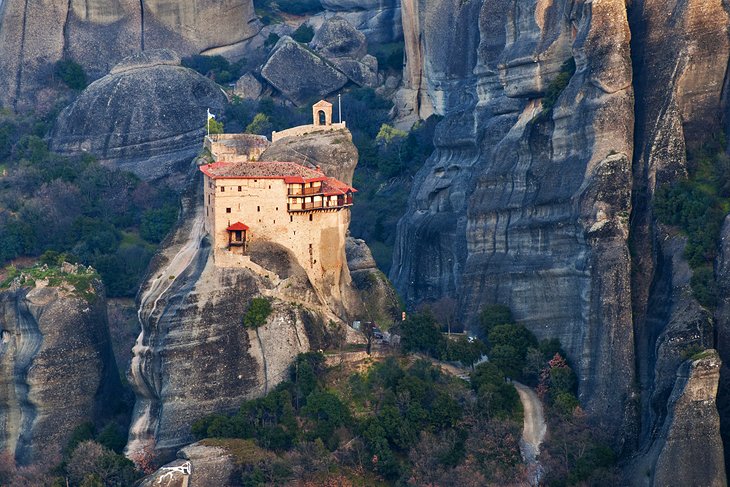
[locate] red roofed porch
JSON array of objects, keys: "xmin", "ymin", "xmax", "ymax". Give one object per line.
[{"xmin": 227, "ymin": 222, "xmax": 249, "ymax": 252}]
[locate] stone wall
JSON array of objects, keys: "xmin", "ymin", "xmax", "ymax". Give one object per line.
[{"xmin": 271, "ymin": 123, "xmax": 347, "ymax": 143}]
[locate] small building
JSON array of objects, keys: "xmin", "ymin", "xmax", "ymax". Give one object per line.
[
  {"xmin": 200, "ymin": 160, "xmax": 356, "ymax": 280},
  {"xmin": 203, "ymin": 133, "xmax": 270, "ymax": 163},
  {"xmin": 271, "ymin": 99, "xmax": 346, "ymax": 143}
]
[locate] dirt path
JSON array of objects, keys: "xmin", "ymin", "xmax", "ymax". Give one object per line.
[{"xmin": 513, "ymin": 381, "xmax": 546, "ymax": 484}]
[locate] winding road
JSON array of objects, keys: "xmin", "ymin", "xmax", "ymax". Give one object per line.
[{"xmin": 513, "ymin": 381, "xmax": 546, "ymax": 484}]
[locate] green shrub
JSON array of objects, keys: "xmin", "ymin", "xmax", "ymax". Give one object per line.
[
  {"xmin": 140, "ymin": 204, "xmax": 178, "ymax": 243},
  {"xmin": 398, "ymin": 311, "xmax": 447, "ymax": 358},
  {"xmin": 244, "ymin": 297, "xmax": 273, "ymax": 328},
  {"xmin": 275, "ymin": 0, "xmax": 322, "ymax": 15},
  {"xmin": 478, "ymin": 304, "xmax": 513, "ymax": 336},
  {"xmin": 541, "ymin": 58, "xmax": 576, "ymax": 114},
  {"xmin": 690, "ymin": 266, "xmax": 719, "ymax": 308},
  {"xmin": 264, "ymin": 33, "xmax": 280, "ymax": 48},
  {"xmin": 55, "ymin": 59, "xmax": 87, "ymax": 90},
  {"xmin": 292, "ymin": 24, "xmax": 315, "ymax": 43}
]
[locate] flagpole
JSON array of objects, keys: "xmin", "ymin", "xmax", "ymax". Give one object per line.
[
  {"xmin": 207, "ymin": 109, "xmax": 210, "ymax": 137},
  {"xmin": 338, "ymin": 94, "xmax": 342, "ymax": 123}
]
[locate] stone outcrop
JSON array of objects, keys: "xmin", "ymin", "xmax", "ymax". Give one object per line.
[
  {"xmin": 0, "ymin": 0, "xmax": 260, "ymax": 112},
  {"xmin": 234, "ymin": 73, "xmax": 263, "ymax": 100},
  {"xmin": 139, "ymin": 442, "xmax": 238, "ymax": 487},
  {"xmin": 259, "ymin": 127, "xmax": 358, "ymax": 184},
  {"xmin": 310, "ymin": 17, "xmax": 378, "ymax": 87},
  {"xmin": 0, "ymin": 267, "xmax": 122, "ymax": 465},
  {"xmin": 346, "ymin": 238, "xmax": 400, "ymax": 327},
  {"xmin": 627, "ymin": 350, "xmax": 726, "ymax": 487},
  {"xmin": 50, "ymin": 50, "xmax": 227, "ymax": 187},
  {"xmin": 392, "ymin": 0, "xmax": 635, "ymax": 442},
  {"xmin": 126, "ymin": 188, "xmax": 353, "ymax": 459},
  {"xmin": 261, "ymin": 36, "xmax": 348, "ymax": 106},
  {"xmin": 316, "ymin": 0, "xmax": 402, "ymax": 44}
]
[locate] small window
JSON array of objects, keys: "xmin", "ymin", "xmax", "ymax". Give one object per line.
[
  {"xmin": 309, "ymin": 214, "xmax": 313, "ymax": 221},
  {"xmin": 208, "ymin": 195, "xmax": 210, "ymax": 204},
  {"xmin": 276, "ymin": 207, "xmax": 278, "ymax": 211},
  {"xmin": 238, "ymin": 186, "xmax": 242, "ymax": 191},
  {"xmin": 221, "ymin": 186, "xmax": 225, "ymax": 192},
  {"xmin": 273, "ymin": 220, "xmax": 276, "ymax": 224},
  {"xmin": 257, "ymin": 206, "xmax": 260, "ymax": 212},
  {"xmin": 226, "ymin": 208, "xmax": 231, "ymax": 213},
  {"xmin": 290, "ymin": 216, "xmax": 293, "ymax": 223},
  {"xmin": 254, "ymin": 179, "xmax": 257, "ymax": 183},
  {"xmin": 269, "ymin": 185, "xmax": 271, "ymax": 189}
]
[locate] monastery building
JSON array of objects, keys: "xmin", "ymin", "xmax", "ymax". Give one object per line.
[{"xmin": 199, "ymin": 100, "xmax": 356, "ymax": 288}]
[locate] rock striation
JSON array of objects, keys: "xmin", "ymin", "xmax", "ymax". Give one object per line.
[
  {"xmin": 392, "ymin": 0, "xmax": 635, "ymax": 442},
  {"xmin": 50, "ymin": 50, "xmax": 227, "ymax": 187},
  {"xmin": 0, "ymin": 267, "xmax": 122, "ymax": 465},
  {"xmin": 627, "ymin": 350, "xmax": 726, "ymax": 487},
  {"xmin": 0, "ymin": 0, "xmax": 260, "ymax": 112}
]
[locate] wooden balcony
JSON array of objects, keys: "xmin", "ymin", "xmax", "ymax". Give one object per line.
[
  {"xmin": 287, "ymin": 198, "xmax": 353, "ymax": 212},
  {"xmin": 288, "ymin": 186, "xmax": 322, "ymax": 196}
]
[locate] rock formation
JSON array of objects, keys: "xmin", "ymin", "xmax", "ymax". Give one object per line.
[
  {"xmin": 346, "ymin": 237, "xmax": 400, "ymax": 326},
  {"xmin": 317, "ymin": 0, "xmax": 402, "ymax": 44},
  {"xmin": 392, "ymin": 0, "xmax": 635, "ymax": 441},
  {"xmin": 0, "ymin": 266, "xmax": 122, "ymax": 465},
  {"xmin": 259, "ymin": 127, "xmax": 358, "ymax": 184},
  {"xmin": 50, "ymin": 50, "xmax": 227, "ymax": 187},
  {"xmin": 126, "ymin": 185, "xmax": 355, "ymax": 459},
  {"xmin": 311, "ymin": 17, "xmax": 378, "ymax": 88},
  {"xmin": 627, "ymin": 350, "xmax": 726, "ymax": 487},
  {"xmin": 261, "ymin": 36, "xmax": 348, "ymax": 106},
  {"xmin": 0, "ymin": 0, "xmax": 260, "ymax": 112}
]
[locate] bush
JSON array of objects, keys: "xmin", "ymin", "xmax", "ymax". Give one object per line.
[
  {"xmin": 398, "ymin": 311, "xmax": 446, "ymax": 358},
  {"xmin": 478, "ymin": 305, "xmax": 513, "ymax": 336},
  {"xmin": 541, "ymin": 58, "xmax": 576, "ymax": 114},
  {"xmin": 245, "ymin": 113, "xmax": 272, "ymax": 135},
  {"xmin": 182, "ymin": 55, "xmax": 244, "ymax": 84},
  {"xmin": 275, "ymin": 0, "xmax": 322, "ymax": 15},
  {"xmin": 243, "ymin": 297, "xmax": 273, "ymax": 329},
  {"xmin": 140, "ymin": 204, "xmax": 178, "ymax": 243},
  {"xmin": 292, "ymin": 23, "xmax": 315, "ymax": 43},
  {"xmin": 55, "ymin": 59, "xmax": 87, "ymax": 90}
]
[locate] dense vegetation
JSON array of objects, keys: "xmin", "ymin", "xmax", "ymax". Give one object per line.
[
  {"xmin": 244, "ymin": 297, "xmax": 273, "ymax": 329},
  {"xmin": 182, "ymin": 54, "xmax": 246, "ymax": 85},
  {"xmin": 191, "ymin": 304, "xmax": 617, "ymax": 486},
  {"xmin": 654, "ymin": 133, "xmax": 730, "ymax": 307},
  {"xmin": 0, "ymin": 113, "xmax": 179, "ymax": 297},
  {"xmin": 192, "ymin": 352, "xmax": 526, "ymax": 485},
  {"xmin": 54, "ymin": 59, "xmax": 88, "ymax": 91}
]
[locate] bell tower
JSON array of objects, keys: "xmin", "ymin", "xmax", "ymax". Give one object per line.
[{"xmin": 312, "ymin": 100, "xmax": 333, "ymax": 127}]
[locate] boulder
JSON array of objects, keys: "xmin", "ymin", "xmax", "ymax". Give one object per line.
[
  {"xmin": 310, "ymin": 16, "xmax": 367, "ymax": 60},
  {"xmin": 233, "ymin": 73, "xmax": 263, "ymax": 100},
  {"xmin": 315, "ymin": 0, "xmax": 402, "ymax": 44},
  {"xmin": 50, "ymin": 50, "xmax": 227, "ymax": 187},
  {"xmin": 259, "ymin": 127, "xmax": 358, "ymax": 184},
  {"xmin": 138, "ymin": 442, "xmax": 238, "ymax": 487},
  {"xmin": 331, "ymin": 55, "xmax": 378, "ymax": 87},
  {"xmin": 346, "ymin": 238, "xmax": 401, "ymax": 327},
  {"xmin": 261, "ymin": 36, "xmax": 348, "ymax": 106}
]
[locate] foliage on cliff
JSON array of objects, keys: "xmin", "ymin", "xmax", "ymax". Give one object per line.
[
  {"xmin": 0, "ymin": 113, "xmax": 179, "ymax": 297},
  {"xmin": 654, "ymin": 133, "xmax": 730, "ymax": 307}
]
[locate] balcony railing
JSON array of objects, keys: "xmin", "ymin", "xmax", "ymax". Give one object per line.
[
  {"xmin": 288, "ymin": 186, "xmax": 322, "ymax": 196},
  {"xmin": 287, "ymin": 198, "xmax": 353, "ymax": 212}
]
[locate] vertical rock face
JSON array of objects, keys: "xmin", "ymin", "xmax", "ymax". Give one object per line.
[
  {"xmin": 0, "ymin": 0, "xmax": 260, "ymax": 112},
  {"xmin": 0, "ymin": 275, "xmax": 121, "ymax": 465},
  {"xmin": 627, "ymin": 351, "xmax": 726, "ymax": 487},
  {"xmin": 393, "ymin": 0, "xmax": 636, "ymax": 441},
  {"xmin": 127, "ymin": 191, "xmax": 353, "ymax": 459}
]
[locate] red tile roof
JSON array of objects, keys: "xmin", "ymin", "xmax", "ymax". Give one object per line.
[
  {"xmin": 200, "ymin": 161, "xmax": 325, "ymax": 181},
  {"xmin": 226, "ymin": 222, "xmax": 249, "ymax": 231},
  {"xmin": 321, "ymin": 177, "xmax": 357, "ymax": 196},
  {"xmin": 199, "ymin": 161, "xmax": 355, "ymax": 194}
]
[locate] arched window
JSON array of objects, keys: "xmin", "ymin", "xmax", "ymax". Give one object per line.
[{"xmin": 318, "ymin": 110, "xmax": 326, "ymax": 126}]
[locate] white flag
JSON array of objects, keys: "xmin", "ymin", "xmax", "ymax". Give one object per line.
[{"xmin": 207, "ymin": 108, "xmax": 215, "ymax": 120}]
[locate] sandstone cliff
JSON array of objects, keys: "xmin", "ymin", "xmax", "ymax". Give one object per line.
[
  {"xmin": 392, "ymin": 0, "xmax": 635, "ymax": 442},
  {"xmin": 627, "ymin": 350, "xmax": 726, "ymax": 487},
  {"xmin": 126, "ymin": 183, "xmax": 356, "ymax": 459},
  {"xmin": 0, "ymin": 0, "xmax": 260, "ymax": 112},
  {"xmin": 0, "ymin": 265, "xmax": 122, "ymax": 465},
  {"xmin": 50, "ymin": 50, "xmax": 227, "ymax": 187}
]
